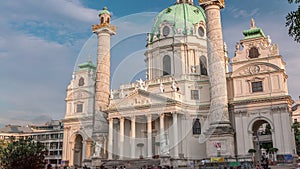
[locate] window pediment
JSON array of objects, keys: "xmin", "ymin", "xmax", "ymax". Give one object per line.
[{"xmin": 232, "ymin": 62, "xmax": 281, "ymax": 77}]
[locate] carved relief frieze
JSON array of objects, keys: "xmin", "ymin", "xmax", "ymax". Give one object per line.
[
  {"xmin": 234, "ymin": 110, "xmax": 247, "ymax": 118},
  {"xmin": 271, "ymin": 106, "xmax": 287, "ymax": 113},
  {"xmin": 236, "ymin": 63, "xmax": 278, "ymax": 77},
  {"xmin": 131, "ymin": 95, "xmax": 151, "ymax": 106}
]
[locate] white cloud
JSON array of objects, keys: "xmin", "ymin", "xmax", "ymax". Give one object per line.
[
  {"xmin": 225, "ymin": 6, "xmax": 260, "ymax": 18},
  {"xmin": 1, "ymin": 0, "xmax": 98, "ymax": 24}
]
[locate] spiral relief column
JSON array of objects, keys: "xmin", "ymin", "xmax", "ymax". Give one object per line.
[
  {"xmin": 199, "ymin": 0, "xmax": 234, "ymax": 157},
  {"xmin": 91, "ymin": 7, "xmax": 116, "ymax": 166}
]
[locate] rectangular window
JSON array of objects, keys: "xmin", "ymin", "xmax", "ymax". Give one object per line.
[
  {"xmin": 191, "ymin": 90, "xmax": 199, "ymax": 100},
  {"xmin": 152, "ymin": 120, "xmax": 155, "ymax": 130},
  {"xmin": 76, "ymin": 103, "xmax": 83, "ymax": 113},
  {"xmin": 252, "ymin": 81, "xmax": 263, "ymax": 92}
]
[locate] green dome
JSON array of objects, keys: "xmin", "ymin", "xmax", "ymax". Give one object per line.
[
  {"xmin": 99, "ymin": 6, "xmax": 111, "ymax": 16},
  {"xmin": 150, "ymin": 3, "xmax": 206, "ymax": 42}
]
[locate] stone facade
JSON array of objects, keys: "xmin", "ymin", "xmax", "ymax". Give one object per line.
[
  {"xmin": 62, "ymin": 61, "xmax": 96, "ymax": 167},
  {"xmin": 62, "ymin": 0, "xmax": 297, "ymax": 168}
]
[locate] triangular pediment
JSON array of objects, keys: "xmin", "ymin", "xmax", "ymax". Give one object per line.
[
  {"xmin": 108, "ymin": 89, "xmax": 177, "ymax": 111},
  {"xmin": 232, "ymin": 62, "xmax": 281, "ymax": 77}
]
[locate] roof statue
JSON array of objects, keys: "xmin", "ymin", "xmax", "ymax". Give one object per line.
[{"xmin": 251, "ymin": 18, "xmax": 256, "ymax": 28}]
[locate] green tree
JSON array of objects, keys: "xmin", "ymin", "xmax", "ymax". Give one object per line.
[
  {"xmin": 0, "ymin": 137, "xmax": 47, "ymax": 169},
  {"xmin": 286, "ymin": 0, "xmax": 300, "ymax": 43},
  {"xmin": 292, "ymin": 120, "xmax": 300, "ymax": 155}
]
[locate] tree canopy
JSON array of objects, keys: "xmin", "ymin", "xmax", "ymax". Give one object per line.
[
  {"xmin": 0, "ymin": 137, "xmax": 47, "ymax": 169},
  {"xmin": 286, "ymin": 0, "xmax": 300, "ymax": 43},
  {"xmin": 292, "ymin": 120, "xmax": 300, "ymax": 155}
]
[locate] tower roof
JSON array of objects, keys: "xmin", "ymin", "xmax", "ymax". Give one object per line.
[
  {"xmin": 78, "ymin": 60, "xmax": 96, "ymax": 71},
  {"xmin": 149, "ymin": 3, "xmax": 206, "ymax": 42},
  {"xmin": 99, "ymin": 6, "xmax": 111, "ymax": 16},
  {"xmin": 242, "ymin": 19, "xmax": 265, "ymax": 40}
]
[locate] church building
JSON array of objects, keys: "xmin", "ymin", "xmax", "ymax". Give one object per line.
[{"xmin": 62, "ymin": 0, "xmax": 296, "ymax": 168}]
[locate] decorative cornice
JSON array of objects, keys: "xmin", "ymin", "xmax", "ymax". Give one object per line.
[
  {"xmin": 199, "ymin": 0, "xmax": 225, "ymax": 9},
  {"xmin": 230, "ymin": 95, "xmax": 294, "ymax": 106},
  {"xmin": 62, "ymin": 116, "xmax": 93, "ymax": 123},
  {"xmin": 92, "ymin": 23, "xmax": 116, "ymax": 32}
]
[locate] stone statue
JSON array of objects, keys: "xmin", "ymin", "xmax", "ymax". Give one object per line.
[
  {"xmin": 223, "ymin": 42, "xmax": 227, "ymax": 52},
  {"xmin": 160, "ymin": 83, "xmax": 164, "ymax": 93},
  {"xmin": 171, "ymin": 80, "xmax": 176, "ymax": 91},
  {"xmin": 267, "ymin": 35, "xmax": 272, "ymax": 45},
  {"xmin": 251, "ymin": 18, "xmax": 255, "ymax": 28},
  {"xmin": 137, "ymin": 79, "xmax": 145, "ymax": 90},
  {"xmin": 94, "ymin": 142, "xmax": 102, "ymax": 157},
  {"xmin": 160, "ymin": 132, "xmax": 170, "ymax": 156},
  {"xmin": 191, "ymin": 66, "xmax": 196, "ymax": 73},
  {"xmin": 110, "ymin": 89, "xmax": 114, "ymax": 99},
  {"xmin": 235, "ymin": 42, "xmax": 240, "ymax": 51}
]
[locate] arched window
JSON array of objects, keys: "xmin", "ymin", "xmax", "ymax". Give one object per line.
[
  {"xmin": 163, "ymin": 55, "xmax": 171, "ymax": 76},
  {"xmin": 162, "ymin": 26, "xmax": 170, "ymax": 36},
  {"xmin": 249, "ymin": 47, "xmax": 259, "ymax": 58},
  {"xmin": 193, "ymin": 118, "xmax": 201, "ymax": 135},
  {"xmin": 100, "ymin": 17, "xmax": 104, "ymax": 24},
  {"xmin": 107, "ymin": 18, "xmax": 110, "ymax": 24},
  {"xmin": 78, "ymin": 77, "xmax": 84, "ymax": 86},
  {"xmin": 198, "ymin": 27, "xmax": 205, "ymax": 37},
  {"xmin": 200, "ymin": 56, "xmax": 207, "ymax": 75}
]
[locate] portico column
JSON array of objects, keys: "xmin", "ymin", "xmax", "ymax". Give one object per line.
[
  {"xmin": 172, "ymin": 112, "xmax": 179, "ymax": 158},
  {"xmin": 147, "ymin": 115, "xmax": 152, "ymax": 158},
  {"xmin": 108, "ymin": 118, "xmax": 113, "ymax": 159},
  {"xmin": 131, "ymin": 116, "xmax": 136, "ymax": 158},
  {"xmin": 119, "ymin": 117, "xmax": 125, "ymax": 159},
  {"xmin": 160, "ymin": 113, "xmax": 165, "ymax": 155},
  {"xmin": 82, "ymin": 140, "xmax": 87, "ymax": 160}
]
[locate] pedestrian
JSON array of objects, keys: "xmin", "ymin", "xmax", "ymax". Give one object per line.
[{"xmin": 47, "ymin": 164, "xmax": 52, "ymax": 169}]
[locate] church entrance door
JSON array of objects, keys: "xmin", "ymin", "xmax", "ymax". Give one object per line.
[
  {"xmin": 73, "ymin": 134, "xmax": 83, "ymax": 167},
  {"xmin": 252, "ymin": 120, "xmax": 273, "ymax": 163}
]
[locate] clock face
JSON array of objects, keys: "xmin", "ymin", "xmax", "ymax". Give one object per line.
[
  {"xmin": 78, "ymin": 77, "xmax": 84, "ymax": 86},
  {"xmin": 162, "ymin": 26, "xmax": 170, "ymax": 36}
]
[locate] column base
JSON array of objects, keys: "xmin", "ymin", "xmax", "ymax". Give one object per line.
[
  {"xmin": 205, "ymin": 132, "xmax": 235, "ymax": 158},
  {"xmin": 160, "ymin": 155, "xmax": 171, "ymax": 167},
  {"xmin": 83, "ymin": 159, "xmax": 92, "ymax": 168},
  {"xmin": 91, "ymin": 157, "xmax": 105, "ymax": 169}
]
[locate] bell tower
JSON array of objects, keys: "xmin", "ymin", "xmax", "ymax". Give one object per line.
[
  {"xmin": 199, "ymin": 0, "xmax": 234, "ymax": 158},
  {"xmin": 91, "ymin": 6, "xmax": 116, "ymax": 163},
  {"xmin": 93, "ymin": 7, "xmax": 116, "ymax": 111}
]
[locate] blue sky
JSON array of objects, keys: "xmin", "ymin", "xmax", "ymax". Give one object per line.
[{"xmin": 0, "ymin": 0, "xmax": 299, "ymax": 127}]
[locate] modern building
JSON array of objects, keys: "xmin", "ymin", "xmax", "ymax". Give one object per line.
[
  {"xmin": 62, "ymin": 0, "xmax": 297, "ymax": 168},
  {"xmin": 292, "ymin": 97, "xmax": 300, "ymax": 122},
  {"xmin": 0, "ymin": 120, "xmax": 64, "ymax": 167}
]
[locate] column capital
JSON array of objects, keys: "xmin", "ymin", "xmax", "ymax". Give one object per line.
[
  {"xmin": 199, "ymin": 0, "xmax": 225, "ymax": 9},
  {"xmin": 64, "ymin": 126, "xmax": 71, "ymax": 130},
  {"xmin": 128, "ymin": 114, "xmax": 136, "ymax": 119},
  {"xmin": 171, "ymin": 111, "xmax": 178, "ymax": 115},
  {"xmin": 147, "ymin": 114, "xmax": 152, "ymax": 120}
]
